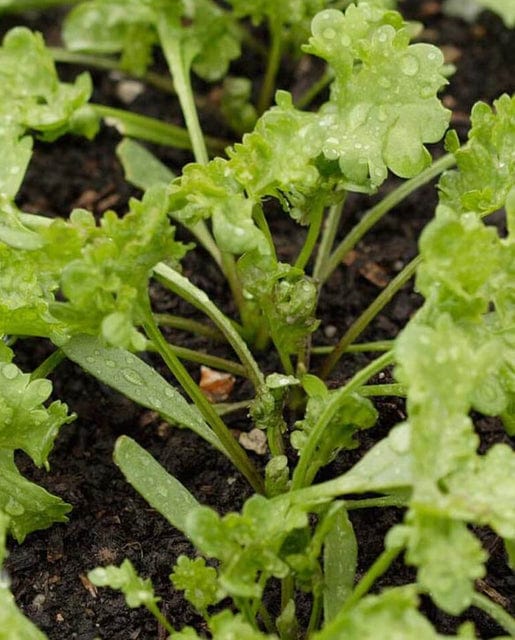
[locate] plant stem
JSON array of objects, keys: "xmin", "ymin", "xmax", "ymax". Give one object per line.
[
  {"xmin": 146, "ymin": 602, "xmax": 176, "ymax": 636},
  {"xmin": 221, "ymin": 252, "xmax": 246, "ymax": 320},
  {"xmin": 318, "ymin": 154, "xmax": 455, "ymax": 284},
  {"xmin": 142, "ymin": 306, "xmax": 264, "ymax": 494},
  {"xmin": 471, "ymin": 592, "xmax": 515, "ymax": 636},
  {"xmin": 291, "ymin": 351, "xmax": 395, "ymax": 490},
  {"xmin": 345, "ymin": 494, "xmax": 409, "ymax": 510},
  {"xmin": 359, "ymin": 383, "xmax": 406, "ymax": 397},
  {"xmin": 146, "ymin": 341, "xmax": 246, "ymax": 377},
  {"xmin": 311, "ymin": 340, "xmax": 393, "ymax": 355},
  {"xmin": 306, "ymin": 590, "xmax": 323, "ymax": 637},
  {"xmin": 313, "ymin": 197, "xmax": 346, "ymax": 283},
  {"xmin": 30, "ymin": 349, "xmax": 66, "ymax": 380},
  {"xmin": 50, "ymin": 47, "xmax": 175, "ymax": 94},
  {"xmin": 157, "ymin": 14, "xmax": 209, "ymax": 166},
  {"xmin": 339, "ymin": 545, "xmax": 403, "ymax": 613},
  {"xmin": 253, "ymin": 204, "xmax": 277, "ymax": 260},
  {"xmin": 294, "ymin": 204, "xmax": 324, "ymax": 271},
  {"xmin": 91, "ymin": 104, "xmax": 228, "ymax": 154},
  {"xmin": 153, "ymin": 263, "xmax": 265, "ymax": 391},
  {"xmin": 257, "ymin": 18, "xmax": 283, "ymax": 114},
  {"xmin": 295, "ymin": 67, "xmax": 334, "ymax": 110},
  {"xmin": 154, "ymin": 313, "xmax": 223, "ymax": 341},
  {"xmin": 319, "ymin": 257, "xmax": 420, "ymax": 379}
]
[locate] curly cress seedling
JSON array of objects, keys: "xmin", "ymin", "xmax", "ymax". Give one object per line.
[{"xmin": 0, "ymin": 0, "xmax": 514, "ymax": 637}]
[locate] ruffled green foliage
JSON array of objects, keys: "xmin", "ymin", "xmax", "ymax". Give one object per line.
[
  {"xmin": 238, "ymin": 252, "xmax": 319, "ymax": 355},
  {"xmin": 1, "ymin": 186, "xmax": 188, "ymax": 349},
  {"xmin": 185, "ymin": 496, "xmax": 309, "ymax": 599},
  {"xmin": 439, "ymin": 95, "xmax": 515, "ymax": 215},
  {"xmin": 171, "ymin": 611, "xmax": 279, "ymax": 640},
  {"xmin": 170, "ymin": 556, "xmax": 224, "ymax": 615},
  {"xmin": 313, "ymin": 586, "xmax": 475, "ymax": 640},
  {"xmin": 0, "ymin": 512, "xmax": 49, "ymax": 639},
  {"xmin": 63, "ymin": 0, "xmax": 241, "ymax": 81},
  {"xmin": 0, "ymin": 352, "xmax": 73, "ymax": 542},
  {"xmin": 89, "ymin": 558, "xmax": 159, "ymax": 608},
  {"xmin": 292, "ymin": 380, "xmax": 377, "ymax": 473},
  {"xmin": 0, "ymin": 27, "xmax": 98, "ymax": 141},
  {"xmin": 303, "ymin": 4, "xmax": 450, "ymax": 190},
  {"xmin": 391, "ymin": 96, "xmax": 515, "ymax": 615}
]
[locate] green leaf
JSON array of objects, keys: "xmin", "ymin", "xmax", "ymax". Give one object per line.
[
  {"xmin": 50, "ymin": 185, "xmax": 189, "ymax": 349},
  {"xmin": 63, "ymin": 336, "xmax": 226, "ymax": 454},
  {"xmin": 401, "ymin": 513, "xmax": 486, "ymax": 615},
  {"xmin": 114, "ymin": 436, "xmax": 199, "ymax": 535},
  {"xmin": 476, "ymin": 0, "xmax": 515, "ymax": 27},
  {"xmin": 0, "ymin": 27, "xmax": 98, "ymax": 140},
  {"xmin": 323, "ymin": 506, "xmax": 357, "ymax": 621},
  {"xmin": 0, "ymin": 512, "xmax": 48, "ymax": 639},
  {"xmin": 170, "ymin": 556, "xmax": 224, "ymax": 614},
  {"xmin": 0, "ymin": 135, "xmax": 32, "ymax": 200},
  {"xmin": 443, "ymin": 444, "xmax": 515, "ymax": 542},
  {"xmin": 116, "ymin": 138, "xmax": 175, "ymax": 191},
  {"xmin": 0, "ymin": 361, "xmax": 74, "ymax": 467},
  {"xmin": 238, "ymin": 252, "xmax": 319, "ymax": 355},
  {"xmin": 313, "ymin": 585, "xmax": 447, "ymax": 640},
  {"xmin": 303, "ymin": 4, "xmax": 450, "ymax": 191},
  {"xmin": 88, "ymin": 558, "xmax": 159, "ymax": 608},
  {"xmin": 186, "ymin": 495, "xmax": 309, "ymax": 599},
  {"xmin": 438, "ymin": 95, "xmax": 515, "ymax": 215},
  {"xmin": 292, "ymin": 390, "xmax": 377, "ymax": 473},
  {"xmin": 0, "ymin": 451, "xmax": 71, "ymax": 543}
]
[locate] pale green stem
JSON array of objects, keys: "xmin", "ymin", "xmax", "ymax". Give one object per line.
[
  {"xmin": 257, "ymin": 18, "xmax": 283, "ymax": 114},
  {"xmin": 339, "ymin": 545, "xmax": 403, "ymax": 613},
  {"xmin": 318, "ymin": 154, "xmax": 455, "ymax": 284},
  {"xmin": 157, "ymin": 14, "xmax": 209, "ymax": 166},
  {"xmin": 311, "ymin": 340, "xmax": 393, "ymax": 355},
  {"xmin": 294, "ymin": 204, "xmax": 324, "ymax": 271},
  {"xmin": 153, "ymin": 263, "xmax": 265, "ymax": 391},
  {"xmin": 146, "ymin": 342, "xmax": 246, "ymax": 377},
  {"xmin": 470, "ymin": 592, "xmax": 515, "ymax": 636},
  {"xmin": 313, "ymin": 197, "xmax": 346, "ymax": 282},
  {"xmin": 253, "ymin": 204, "xmax": 277, "ymax": 260},
  {"xmin": 319, "ymin": 257, "xmax": 420, "ymax": 379},
  {"xmin": 30, "ymin": 349, "xmax": 65, "ymax": 380},
  {"xmin": 295, "ymin": 67, "xmax": 334, "ymax": 111},
  {"xmin": 91, "ymin": 103, "xmax": 228, "ymax": 154},
  {"xmin": 359, "ymin": 383, "xmax": 406, "ymax": 397},
  {"xmin": 50, "ymin": 47, "xmax": 175, "ymax": 94},
  {"xmin": 142, "ymin": 305, "xmax": 264, "ymax": 494},
  {"xmin": 146, "ymin": 602, "xmax": 175, "ymax": 636},
  {"xmin": 153, "ymin": 313, "xmax": 223, "ymax": 341},
  {"xmin": 291, "ymin": 351, "xmax": 395, "ymax": 490}
]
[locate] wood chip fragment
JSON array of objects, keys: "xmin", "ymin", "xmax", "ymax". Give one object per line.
[
  {"xmin": 239, "ymin": 428, "xmax": 267, "ymax": 455},
  {"xmin": 343, "ymin": 250, "xmax": 390, "ymax": 287},
  {"xmin": 199, "ymin": 366, "xmax": 235, "ymax": 402},
  {"xmin": 79, "ymin": 573, "xmax": 98, "ymax": 598}
]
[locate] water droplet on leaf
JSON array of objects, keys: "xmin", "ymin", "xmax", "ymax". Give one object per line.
[
  {"xmin": 1, "ymin": 364, "xmax": 18, "ymax": 380},
  {"xmin": 401, "ymin": 55, "xmax": 419, "ymax": 76},
  {"xmin": 121, "ymin": 368, "xmax": 144, "ymax": 386}
]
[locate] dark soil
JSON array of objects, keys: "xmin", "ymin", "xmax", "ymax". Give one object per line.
[{"xmin": 3, "ymin": 1, "xmax": 515, "ymax": 638}]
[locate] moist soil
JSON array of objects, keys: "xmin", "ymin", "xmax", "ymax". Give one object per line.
[{"xmin": 3, "ymin": 1, "xmax": 515, "ymax": 638}]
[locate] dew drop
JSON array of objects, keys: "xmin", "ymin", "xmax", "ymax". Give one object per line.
[
  {"xmin": 419, "ymin": 84, "xmax": 433, "ymax": 99},
  {"xmin": 1, "ymin": 364, "xmax": 18, "ymax": 380},
  {"xmin": 401, "ymin": 55, "xmax": 419, "ymax": 76},
  {"xmin": 105, "ymin": 359, "xmax": 116, "ymax": 368},
  {"xmin": 121, "ymin": 368, "xmax": 144, "ymax": 386},
  {"xmin": 340, "ymin": 34, "xmax": 351, "ymax": 47},
  {"xmin": 323, "ymin": 28, "xmax": 336, "ymax": 40},
  {"xmin": 164, "ymin": 388, "xmax": 175, "ymax": 398},
  {"xmin": 5, "ymin": 497, "xmax": 25, "ymax": 516}
]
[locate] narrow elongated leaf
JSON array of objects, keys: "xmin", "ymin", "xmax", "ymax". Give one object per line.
[
  {"xmin": 114, "ymin": 436, "xmax": 199, "ymax": 534},
  {"xmin": 62, "ymin": 335, "xmax": 226, "ymax": 454},
  {"xmin": 116, "ymin": 138, "xmax": 175, "ymax": 191},
  {"xmin": 323, "ymin": 506, "xmax": 357, "ymax": 622}
]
